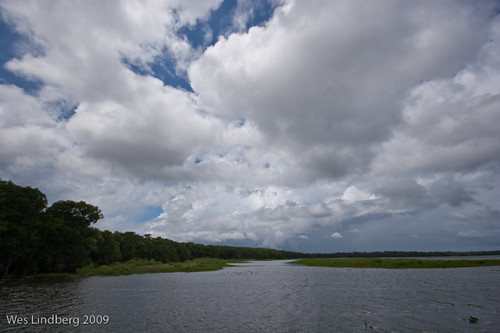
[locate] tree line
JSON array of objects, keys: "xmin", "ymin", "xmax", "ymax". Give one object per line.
[
  {"xmin": 0, "ymin": 179, "xmax": 300, "ymax": 277},
  {"xmin": 2, "ymin": 179, "xmax": 498, "ymax": 277},
  {"xmin": 304, "ymin": 250, "xmax": 500, "ymax": 258}
]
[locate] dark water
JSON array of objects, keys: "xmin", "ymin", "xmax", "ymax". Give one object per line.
[{"xmin": 1, "ymin": 260, "xmax": 499, "ymax": 332}]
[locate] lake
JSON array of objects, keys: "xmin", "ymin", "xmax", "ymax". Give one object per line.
[{"xmin": 1, "ymin": 260, "xmax": 499, "ymax": 332}]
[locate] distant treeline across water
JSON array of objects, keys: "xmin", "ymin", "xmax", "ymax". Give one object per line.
[
  {"xmin": 1, "ymin": 179, "xmax": 499, "ymax": 277},
  {"xmin": 307, "ymin": 250, "xmax": 500, "ymax": 258}
]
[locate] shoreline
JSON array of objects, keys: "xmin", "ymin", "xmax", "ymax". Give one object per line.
[
  {"xmin": 2, "ymin": 259, "xmax": 243, "ymax": 281},
  {"xmin": 5, "ymin": 256, "xmax": 500, "ymax": 281},
  {"xmin": 291, "ymin": 257, "xmax": 500, "ymax": 269}
]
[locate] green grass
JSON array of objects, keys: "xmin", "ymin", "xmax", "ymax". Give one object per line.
[
  {"xmin": 292, "ymin": 257, "xmax": 500, "ymax": 269},
  {"xmin": 76, "ymin": 258, "xmax": 241, "ymax": 277},
  {"xmin": 16, "ymin": 272, "xmax": 78, "ymax": 280}
]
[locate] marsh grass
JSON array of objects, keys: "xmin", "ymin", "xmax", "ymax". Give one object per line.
[
  {"xmin": 76, "ymin": 258, "xmax": 240, "ymax": 277},
  {"xmin": 292, "ymin": 258, "xmax": 500, "ymax": 269}
]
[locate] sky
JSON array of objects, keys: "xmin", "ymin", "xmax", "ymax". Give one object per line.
[{"xmin": 1, "ymin": 0, "xmax": 500, "ymax": 253}]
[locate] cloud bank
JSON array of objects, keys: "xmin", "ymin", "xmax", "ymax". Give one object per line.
[{"xmin": 1, "ymin": 0, "xmax": 499, "ymax": 252}]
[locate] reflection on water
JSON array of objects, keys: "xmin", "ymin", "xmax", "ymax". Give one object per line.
[{"xmin": 1, "ymin": 260, "xmax": 499, "ymax": 332}]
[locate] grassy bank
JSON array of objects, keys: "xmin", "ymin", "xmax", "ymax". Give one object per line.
[
  {"xmin": 76, "ymin": 258, "xmax": 240, "ymax": 277},
  {"xmin": 292, "ymin": 258, "xmax": 500, "ymax": 269}
]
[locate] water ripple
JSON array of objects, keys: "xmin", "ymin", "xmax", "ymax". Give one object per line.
[{"xmin": 1, "ymin": 261, "xmax": 499, "ymax": 332}]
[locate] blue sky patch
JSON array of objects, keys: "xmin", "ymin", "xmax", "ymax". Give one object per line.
[
  {"xmin": 245, "ymin": 0, "xmax": 280, "ymax": 29},
  {"xmin": 122, "ymin": 55, "xmax": 193, "ymax": 91},
  {"xmin": 138, "ymin": 206, "xmax": 163, "ymax": 223},
  {"xmin": 179, "ymin": 0, "xmax": 238, "ymax": 49},
  {"xmin": 150, "ymin": 56, "xmax": 193, "ymax": 91},
  {"xmin": 119, "ymin": 205, "xmax": 163, "ymax": 223},
  {"xmin": 0, "ymin": 20, "xmax": 43, "ymax": 94},
  {"xmin": 179, "ymin": 0, "xmax": 278, "ymax": 48}
]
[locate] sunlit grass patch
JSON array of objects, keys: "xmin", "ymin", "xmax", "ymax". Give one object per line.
[{"xmin": 76, "ymin": 258, "xmax": 240, "ymax": 277}]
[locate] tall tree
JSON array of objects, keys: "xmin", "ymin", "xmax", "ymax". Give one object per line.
[
  {"xmin": 0, "ymin": 180, "xmax": 47, "ymax": 276},
  {"xmin": 44, "ymin": 200, "xmax": 103, "ymax": 272}
]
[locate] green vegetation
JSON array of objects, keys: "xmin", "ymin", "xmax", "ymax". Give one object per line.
[
  {"xmin": 0, "ymin": 179, "xmax": 299, "ymax": 278},
  {"xmin": 76, "ymin": 258, "xmax": 240, "ymax": 277},
  {"xmin": 292, "ymin": 258, "xmax": 500, "ymax": 269},
  {"xmin": 302, "ymin": 250, "xmax": 500, "ymax": 258},
  {"xmin": 1, "ymin": 180, "xmax": 103, "ymax": 277}
]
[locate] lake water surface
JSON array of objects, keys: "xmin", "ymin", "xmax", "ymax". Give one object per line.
[{"xmin": 1, "ymin": 260, "xmax": 499, "ymax": 332}]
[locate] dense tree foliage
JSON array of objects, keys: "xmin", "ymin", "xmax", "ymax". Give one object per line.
[
  {"xmin": 2, "ymin": 180, "xmax": 499, "ymax": 277},
  {"xmin": 1, "ymin": 180, "xmax": 105, "ymax": 276},
  {"xmin": 0, "ymin": 180, "xmax": 47, "ymax": 276},
  {"xmin": 0, "ymin": 180, "xmax": 300, "ymax": 277}
]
